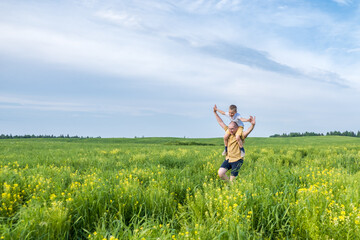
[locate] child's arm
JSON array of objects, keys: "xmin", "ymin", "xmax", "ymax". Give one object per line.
[
  {"xmin": 213, "ymin": 104, "xmax": 226, "ymax": 115},
  {"xmin": 240, "ymin": 117, "xmax": 250, "ymax": 122}
]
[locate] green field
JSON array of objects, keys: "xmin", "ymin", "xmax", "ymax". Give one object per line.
[{"xmin": 1, "ymin": 136, "xmax": 360, "ymax": 239}]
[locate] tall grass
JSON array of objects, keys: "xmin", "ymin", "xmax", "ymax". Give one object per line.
[{"xmin": 0, "ymin": 136, "xmax": 359, "ymax": 239}]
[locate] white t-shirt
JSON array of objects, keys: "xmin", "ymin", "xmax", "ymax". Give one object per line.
[{"xmin": 225, "ymin": 112, "xmax": 244, "ymax": 127}]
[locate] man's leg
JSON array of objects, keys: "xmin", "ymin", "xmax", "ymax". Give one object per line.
[
  {"xmin": 218, "ymin": 167, "xmax": 229, "ymax": 181},
  {"xmin": 230, "ymin": 159, "xmax": 244, "ymax": 182}
]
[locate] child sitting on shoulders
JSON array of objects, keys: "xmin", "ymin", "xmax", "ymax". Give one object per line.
[{"xmin": 214, "ymin": 104, "xmax": 250, "ymax": 157}]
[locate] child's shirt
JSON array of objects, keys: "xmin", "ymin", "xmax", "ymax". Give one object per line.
[{"xmin": 225, "ymin": 112, "xmax": 244, "ymax": 127}]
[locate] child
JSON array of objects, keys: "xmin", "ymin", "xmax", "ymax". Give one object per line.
[{"xmin": 214, "ymin": 104, "xmax": 250, "ymax": 157}]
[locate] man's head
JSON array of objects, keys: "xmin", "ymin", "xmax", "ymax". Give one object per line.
[
  {"xmin": 228, "ymin": 105, "xmax": 237, "ymax": 118},
  {"xmin": 228, "ymin": 121, "xmax": 239, "ymax": 135}
]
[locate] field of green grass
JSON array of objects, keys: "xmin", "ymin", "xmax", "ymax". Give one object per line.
[{"xmin": 1, "ymin": 136, "xmax": 360, "ymax": 239}]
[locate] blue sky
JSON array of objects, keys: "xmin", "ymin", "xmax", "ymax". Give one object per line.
[{"xmin": 1, "ymin": 0, "xmax": 360, "ymax": 138}]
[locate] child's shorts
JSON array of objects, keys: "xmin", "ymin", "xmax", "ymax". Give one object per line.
[{"xmin": 225, "ymin": 126, "xmax": 244, "ymax": 140}]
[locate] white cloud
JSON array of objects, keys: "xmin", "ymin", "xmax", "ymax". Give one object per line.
[
  {"xmin": 174, "ymin": 0, "xmax": 243, "ymax": 13},
  {"xmin": 0, "ymin": 95, "xmax": 160, "ymax": 116},
  {"xmin": 347, "ymin": 48, "xmax": 360, "ymax": 53},
  {"xmin": 0, "ymin": 21, "xmax": 265, "ymax": 91},
  {"xmin": 0, "ymin": 95, "xmax": 90, "ymax": 112},
  {"xmin": 0, "ymin": 23, "xmax": 192, "ymax": 84},
  {"xmin": 332, "ymin": 0, "xmax": 352, "ymax": 5},
  {"xmin": 95, "ymin": 10, "xmax": 143, "ymax": 29},
  {"xmin": 1, "ymin": 14, "xmax": 358, "ymax": 107}
]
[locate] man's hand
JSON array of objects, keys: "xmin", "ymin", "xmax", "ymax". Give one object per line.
[
  {"xmin": 213, "ymin": 104, "xmax": 218, "ymax": 113},
  {"xmin": 250, "ymin": 116, "xmax": 256, "ymax": 126}
]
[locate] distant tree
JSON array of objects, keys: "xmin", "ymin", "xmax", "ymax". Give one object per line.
[
  {"xmin": 271, "ymin": 130, "xmax": 358, "ymax": 138},
  {"xmin": 0, "ymin": 134, "xmax": 96, "ymax": 139},
  {"xmin": 269, "ymin": 134, "xmax": 280, "ymax": 137}
]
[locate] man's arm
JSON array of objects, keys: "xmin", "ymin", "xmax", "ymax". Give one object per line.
[
  {"xmin": 213, "ymin": 106, "xmax": 227, "ymax": 130},
  {"xmin": 243, "ymin": 116, "xmax": 256, "ymax": 139},
  {"xmin": 214, "ymin": 104, "xmax": 226, "ymax": 115}
]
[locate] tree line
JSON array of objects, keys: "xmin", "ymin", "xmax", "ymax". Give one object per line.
[
  {"xmin": 270, "ymin": 131, "xmax": 360, "ymax": 138},
  {"xmin": 0, "ymin": 134, "xmax": 101, "ymax": 139}
]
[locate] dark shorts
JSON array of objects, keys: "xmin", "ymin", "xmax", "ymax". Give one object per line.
[{"xmin": 220, "ymin": 159, "xmax": 244, "ymax": 177}]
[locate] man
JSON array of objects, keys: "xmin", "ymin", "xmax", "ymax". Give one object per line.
[{"xmin": 214, "ymin": 106, "xmax": 256, "ymax": 182}]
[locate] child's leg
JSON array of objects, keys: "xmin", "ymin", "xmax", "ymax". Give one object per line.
[
  {"xmin": 235, "ymin": 127, "xmax": 244, "ymax": 148},
  {"xmin": 222, "ymin": 130, "xmax": 231, "ymax": 155},
  {"xmin": 236, "ymin": 135, "xmax": 245, "ymax": 157},
  {"xmin": 235, "ymin": 135, "xmax": 243, "ymax": 148},
  {"xmin": 224, "ymin": 131, "xmax": 230, "ymax": 148},
  {"xmin": 236, "ymin": 127, "xmax": 245, "ymax": 157}
]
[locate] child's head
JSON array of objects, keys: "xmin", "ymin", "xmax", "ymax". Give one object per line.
[{"xmin": 228, "ymin": 104, "xmax": 237, "ymax": 117}]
